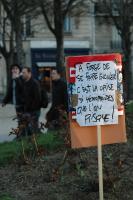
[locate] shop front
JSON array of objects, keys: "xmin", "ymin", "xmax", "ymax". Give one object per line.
[{"xmin": 31, "ymin": 41, "xmax": 90, "ymax": 92}]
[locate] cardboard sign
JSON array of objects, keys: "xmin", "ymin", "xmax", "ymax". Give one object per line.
[
  {"xmin": 66, "ymin": 54, "xmax": 127, "ymax": 148},
  {"xmin": 75, "ymin": 61, "xmax": 118, "ymax": 126}
]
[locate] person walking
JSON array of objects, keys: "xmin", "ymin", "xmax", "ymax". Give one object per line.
[
  {"xmin": 46, "ymin": 67, "xmax": 68, "ymax": 129},
  {"xmin": 1, "ymin": 64, "xmax": 24, "ymax": 121},
  {"xmin": 21, "ymin": 66, "xmax": 41, "ymax": 135}
]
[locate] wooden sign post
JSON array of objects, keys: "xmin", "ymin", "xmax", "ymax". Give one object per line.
[
  {"xmin": 66, "ymin": 53, "xmax": 127, "ymax": 200},
  {"xmin": 97, "ymin": 125, "xmax": 104, "ymax": 200}
]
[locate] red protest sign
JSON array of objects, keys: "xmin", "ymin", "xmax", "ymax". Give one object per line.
[{"xmin": 66, "ymin": 53, "xmax": 127, "ymax": 148}]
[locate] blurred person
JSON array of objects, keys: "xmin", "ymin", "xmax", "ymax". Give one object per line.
[
  {"xmin": 45, "ymin": 67, "xmax": 68, "ymax": 129},
  {"xmin": 22, "ymin": 67, "xmax": 41, "ymax": 135},
  {"xmin": 1, "ymin": 64, "xmax": 24, "ymax": 118}
]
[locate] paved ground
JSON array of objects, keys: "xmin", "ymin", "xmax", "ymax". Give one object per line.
[{"xmin": 0, "ymin": 104, "xmax": 50, "ymax": 143}]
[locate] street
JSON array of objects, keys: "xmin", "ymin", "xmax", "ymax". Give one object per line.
[{"xmin": 0, "ymin": 104, "xmax": 49, "ymax": 142}]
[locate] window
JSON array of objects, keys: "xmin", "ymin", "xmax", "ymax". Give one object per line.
[
  {"xmin": 111, "ymin": 0, "xmax": 119, "ymax": 15},
  {"xmin": 22, "ymin": 15, "xmax": 31, "ymax": 38},
  {"xmin": 111, "ymin": 26, "xmax": 121, "ymax": 49},
  {"xmin": 64, "ymin": 16, "xmax": 72, "ymax": 33},
  {"xmin": 25, "ymin": 15, "xmax": 31, "ymax": 36}
]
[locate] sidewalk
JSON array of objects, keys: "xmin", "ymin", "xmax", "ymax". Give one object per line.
[{"xmin": 0, "ymin": 104, "xmax": 50, "ymax": 143}]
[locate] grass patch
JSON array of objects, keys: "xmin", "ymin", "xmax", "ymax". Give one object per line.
[
  {"xmin": 0, "ymin": 131, "xmax": 64, "ymax": 166},
  {"xmin": 0, "ymin": 141, "xmax": 21, "ymax": 166},
  {"xmin": 0, "ymin": 194, "xmax": 14, "ymax": 200},
  {"xmin": 37, "ymin": 131, "xmax": 63, "ymax": 150},
  {"xmin": 126, "ymin": 100, "xmax": 133, "ymax": 113}
]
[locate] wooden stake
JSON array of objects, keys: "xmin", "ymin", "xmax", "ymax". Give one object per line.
[
  {"xmin": 21, "ymin": 139, "xmax": 26, "ymax": 160},
  {"xmin": 33, "ymin": 134, "xmax": 39, "ymax": 154},
  {"xmin": 97, "ymin": 125, "xmax": 104, "ymax": 200}
]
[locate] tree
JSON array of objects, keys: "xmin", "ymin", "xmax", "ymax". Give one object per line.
[
  {"xmin": 96, "ymin": 0, "xmax": 133, "ymax": 100},
  {"xmin": 0, "ymin": 0, "xmax": 25, "ymax": 66},
  {"xmin": 0, "ymin": 0, "xmax": 38, "ymax": 86},
  {"xmin": 0, "ymin": 4, "xmax": 16, "ymax": 84},
  {"xmin": 28, "ymin": 0, "xmax": 89, "ymax": 73},
  {"xmin": 0, "ymin": 0, "xmax": 38, "ymax": 65}
]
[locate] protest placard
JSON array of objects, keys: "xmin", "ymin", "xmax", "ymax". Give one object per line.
[
  {"xmin": 66, "ymin": 53, "xmax": 127, "ymax": 200},
  {"xmin": 66, "ymin": 53, "xmax": 126, "ymax": 148},
  {"xmin": 75, "ymin": 60, "xmax": 118, "ymax": 126}
]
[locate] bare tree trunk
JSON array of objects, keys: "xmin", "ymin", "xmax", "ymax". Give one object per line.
[
  {"xmin": 5, "ymin": 52, "xmax": 15, "ymax": 90},
  {"xmin": 121, "ymin": 31, "xmax": 132, "ymax": 101},
  {"xmin": 15, "ymin": 19, "xmax": 25, "ymax": 67},
  {"xmin": 56, "ymin": 29, "xmax": 64, "ymax": 71},
  {"xmin": 54, "ymin": 0, "xmax": 65, "ymax": 74}
]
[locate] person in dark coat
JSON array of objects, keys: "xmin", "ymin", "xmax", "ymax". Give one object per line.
[
  {"xmin": 46, "ymin": 67, "xmax": 68, "ymax": 129},
  {"xmin": 22, "ymin": 66, "xmax": 41, "ymax": 135},
  {"xmin": 2, "ymin": 64, "xmax": 24, "ymax": 117}
]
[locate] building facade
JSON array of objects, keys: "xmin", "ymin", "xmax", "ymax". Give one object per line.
[{"xmin": 0, "ymin": 1, "xmax": 132, "ymax": 94}]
